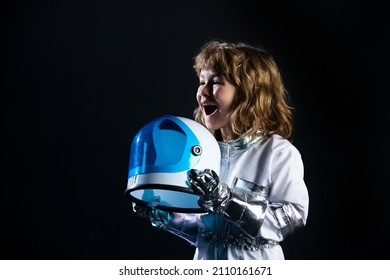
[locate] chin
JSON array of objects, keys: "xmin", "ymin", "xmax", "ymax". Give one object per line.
[
  {"xmin": 203, "ymin": 113, "xmax": 223, "ymax": 131},
  {"xmin": 204, "ymin": 121, "xmax": 220, "ymax": 131}
]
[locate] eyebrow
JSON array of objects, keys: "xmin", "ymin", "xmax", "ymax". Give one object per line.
[{"xmin": 199, "ymin": 72, "xmax": 220, "ymax": 80}]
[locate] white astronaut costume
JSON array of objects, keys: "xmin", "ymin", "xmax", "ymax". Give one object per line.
[{"xmin": 148, "ymin": 133, "xmax": 309, "ymax": 260}]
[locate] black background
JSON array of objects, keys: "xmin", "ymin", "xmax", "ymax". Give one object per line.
[{"xmin": 2, "ymin": 0, "xmax": 389, "ymax": 260}]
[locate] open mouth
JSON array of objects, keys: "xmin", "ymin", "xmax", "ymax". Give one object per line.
[{"xmin": 204, "ymin": 105, "xmax": 218, "ymax": 116}]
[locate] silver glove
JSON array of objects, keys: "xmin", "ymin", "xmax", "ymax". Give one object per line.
[
  {"xmin": 132, "ymin": 196, "xmax": 173, "ymax": 227},
  {"xmin": 188, "ymin": 169, "xmax": 231, "ymax": 213},
  {"xmin": 132, "ymin": 196, "xmax": 161, "ymax": 220},
  {"xmin": 188, "ymin": 169, "xmax": 268, "ymax": 238},
  {"xmin": 132, "ymin": 196, "xmax": 198, "ymax": 245}
]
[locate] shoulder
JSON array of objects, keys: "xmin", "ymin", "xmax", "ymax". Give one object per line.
[
  {"xmin": 255, "ymin": 134, "xmax": 298, "ymax": 152},
  {"xmin": 250, "ymin": 135, "xmax": 302, "ymax": 163}
]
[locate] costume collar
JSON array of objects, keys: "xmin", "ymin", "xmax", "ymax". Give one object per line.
[{"xmin": 218, "ymin": 133, "xmax": 262, "ymax": 157}]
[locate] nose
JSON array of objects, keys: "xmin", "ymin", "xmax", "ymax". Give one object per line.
[{"xmin": 199, "ymin": 84, "xmax": 211, "ymax": 97}]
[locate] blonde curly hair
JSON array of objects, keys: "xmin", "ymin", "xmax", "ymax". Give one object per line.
[{"xmin": 193, "ymin": 40, "xmax": 293, "ymax": 140}]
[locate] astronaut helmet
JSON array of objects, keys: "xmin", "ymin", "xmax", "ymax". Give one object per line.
[{"xmin": 125, "ymin": 115, "xmax": 220, "ymax": 213}]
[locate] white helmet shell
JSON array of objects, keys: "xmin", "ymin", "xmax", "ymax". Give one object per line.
[{"xmin": 125, "ymin": 115, "xmax": 220, "ymax": 213}]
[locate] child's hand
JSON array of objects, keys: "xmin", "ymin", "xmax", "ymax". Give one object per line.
[
  {"xmin": 132, "ymin": 196, "xmax": 161, "ymax": 219},
  {"xmin": 188, "ymin": 169, "xmax": 230, "ymax": 213}
]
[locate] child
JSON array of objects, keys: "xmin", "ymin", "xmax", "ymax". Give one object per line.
[{"xmin": 132, "ymin": 40, "xmax": 309, "ymax": 260}]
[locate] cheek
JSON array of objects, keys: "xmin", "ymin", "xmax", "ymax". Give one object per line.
[
  {"xmin": 217, "ymin": 95, "xmax": 233, "ymax": 111},
  {"xmin": 229, "ymin": 96, "xmax": 237, "ymax": 109},
  {"xmin": 225, "ymin": 91, "xmax": 238, "ymax": 110}
]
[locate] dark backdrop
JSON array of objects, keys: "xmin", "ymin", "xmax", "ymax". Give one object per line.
[{"xmin": 2, "ymin": 0, "xmax": 389, "ymax": 260}]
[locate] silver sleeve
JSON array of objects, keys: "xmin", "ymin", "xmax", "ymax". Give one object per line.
[
  {"xmin": 273, "ymin": 203, "xmax": 304, "ymax": 237},
  {"xmin": 150, "ymin": 210, "xmax": 199, "ymax": 246},
  {"xmin": 220, "ymin": 186, "xmax": 268, "ymax": 238}
]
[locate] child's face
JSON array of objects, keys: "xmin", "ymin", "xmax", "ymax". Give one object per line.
[{"xmin": 197, "ymin": 69, "xmax": 237, "ymax": 139}]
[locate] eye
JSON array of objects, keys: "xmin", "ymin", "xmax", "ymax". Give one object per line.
[
  {"xmin": 212, "ymin": 79, "xmax": 223, "ymax": 85},
  {"xmin": 212, "ymin": 75, "xmax": 224, "ymax": 84}
]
